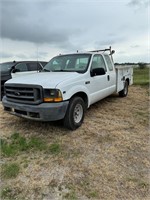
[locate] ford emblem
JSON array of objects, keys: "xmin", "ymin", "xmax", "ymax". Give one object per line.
[{"xmin": 14, "ymin": 92, "xmax": 21, "ymax": 96}]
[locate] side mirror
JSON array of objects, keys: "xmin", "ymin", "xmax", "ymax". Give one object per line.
[
  {"xmin": 91, "ymin": 68, "xmax": 106, "ymax": 77},
  {"xmin": 111, "ymin": 50, "xmax": 115, "ymax": 55},
  {"xmin": 11, "ymin": 68, "xmax": 20, "ymax": 73}
]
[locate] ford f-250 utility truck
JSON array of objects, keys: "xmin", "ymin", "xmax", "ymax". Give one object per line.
[{"xmin": 2, "ymin": 47, "xmax": 133, "ymax": 130}]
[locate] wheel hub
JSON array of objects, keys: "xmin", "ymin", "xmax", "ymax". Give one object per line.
[{"xmin": 73, "ymin": 104, "xmax": 83, "ymax": 123}]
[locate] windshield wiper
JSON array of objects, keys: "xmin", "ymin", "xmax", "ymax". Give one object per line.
[
  {"xmin": 53, "ymin": 69, "xmax": 66, "ymax": 72},
  {"xmin": 53, "ymin": 69, "xmax": 76, "ymax": 72},
  {"xmin": 42, "ymin": 69, "xmax": 51, "ymax": 72}
]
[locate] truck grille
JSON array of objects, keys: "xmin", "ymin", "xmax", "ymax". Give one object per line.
[{"xmin": 5, "ymin": 84, "xmax": 43, "ymax": 104}]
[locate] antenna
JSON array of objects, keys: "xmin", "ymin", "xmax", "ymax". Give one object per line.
[
  {"xmin": 36, "ymin": 44, "xmax": 39, "ymax": 71},
  {"xmin": 37, "ymin": 44, "xmax": 39, "ymax": 62}
]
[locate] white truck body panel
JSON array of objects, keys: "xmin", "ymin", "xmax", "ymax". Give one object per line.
[
  {"xmin": 115, "ymin": 66, "xmax": 133, "ymax": 92},
  {"xmin": 86, "ymin": 72, "xmax": 116, "ymax": 105}
]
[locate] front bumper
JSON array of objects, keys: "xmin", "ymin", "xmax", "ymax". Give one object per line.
[{"xmin": 2, "ymin": 96, "xmax": 69, "ymax": 121}]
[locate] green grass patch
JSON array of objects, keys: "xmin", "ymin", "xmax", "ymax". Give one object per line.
[
  {"xmin": 1, "ymin": 186, "xmax": 22, "ymax": 200},
  {"xmin": 1, "ymin": 187, "xmax": 13, "ymax": 199},
  {"xmin": 133, "ymin": 67, "xmax": 149, "ymax": 85},
  {"xmin": 28, "ymin": 137, "xmax": 47, "ymax": 150},
  {"xmin": 2, "ymin": 163, "xmax": 20, "ymax": 179},
  {"xmin": 48, "ymin": 143, "xmax": 61, "ymax": 154},
  {"xmin": 1, "ymin": 139, "xmax": 18, "ymax": 156},
  {"xmin": 63, "ymin": 190, "xmax": 77, "ymax": 200},
  {"xmin": 1, "ymin": 133, "xmax": 62, "ymax": 157},
  {"xmin": 1, "ymin": 133, "xmax": 47, "ymax": 157}
]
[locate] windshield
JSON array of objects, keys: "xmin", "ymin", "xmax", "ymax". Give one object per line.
[
  {"xmin": 43, "ymin": 54, "xmax": 91, "ymax": 73},
  {"xmin": 0, "ymin": 63, "xmax": 13, "ymax": 72}
]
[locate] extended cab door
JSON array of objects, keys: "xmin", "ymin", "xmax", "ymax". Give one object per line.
[
  {"xmin": 103, "ymin": 54, "xmax": 116, "ymax": 93},
  {"xmin": 88, "ymin": 54, "xmax": 116, "ymax": 105}
]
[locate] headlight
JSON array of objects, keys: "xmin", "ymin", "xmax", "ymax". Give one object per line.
[{"xmin": 43, "ymin": 89, "xmax": 63, "ymax": 102}]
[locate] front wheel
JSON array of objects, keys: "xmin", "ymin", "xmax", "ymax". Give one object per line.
[
  {"xmin": 119, "ymin": 80, "xmax": 128, "ymax": 97},
  {"xmin": 63, "ymin": 96, "xmax": 85, "ymax": 130}
]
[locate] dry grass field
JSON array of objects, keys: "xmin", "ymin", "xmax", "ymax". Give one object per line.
[{"xmin": 0, "ymin": 85, "xmax": 149, "ymax": 200}]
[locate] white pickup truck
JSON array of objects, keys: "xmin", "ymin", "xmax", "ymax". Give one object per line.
[{"xmin": 2, "ymin": 47, "xmax": 133, "ymax": 130}]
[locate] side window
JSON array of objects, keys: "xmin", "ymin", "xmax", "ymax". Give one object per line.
[
  {"xmin": 104, "ymin": 55, "xmax": 114, "ymax": 71},
  {"xmin": 28, "ymin": 63, "xmax": 39, "ymax": 71},
  {"xmin": 91, "ymin": 55, "xmax": 107, "ymax": 71},
  {"xmin": 75, "ymin": 57, "xmax": 89, "ymax": 70},
  {"xmin": 15, "ymin": 63, "xmax": 28, "ymax": 72}
]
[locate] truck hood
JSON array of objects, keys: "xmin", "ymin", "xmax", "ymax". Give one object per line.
[{"xmin": 5, "ymin": 72, "xmax": 81, "ymax": 88}]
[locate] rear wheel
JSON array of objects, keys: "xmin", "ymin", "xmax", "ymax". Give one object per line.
[
  {"xmin": 63, "ymin": 96, "xmax": 85, "ymax": 130},
  {"xmin": 119, "ymin": 80, "xmax": 128, "ymax": 97}
]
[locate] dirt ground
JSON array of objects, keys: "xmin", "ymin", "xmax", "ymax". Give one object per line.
[{"xmin": 0, "ymin": 85, "xmax": 150, "ymax": 200}]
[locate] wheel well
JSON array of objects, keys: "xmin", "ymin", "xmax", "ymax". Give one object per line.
[{"xmin": 71, "ymin": 92, "xmax": 88, "ymax": 109}]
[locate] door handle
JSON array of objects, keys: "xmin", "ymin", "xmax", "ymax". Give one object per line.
[
  {"xmin": 85, "ymin": 81, "xmax": 90, "ymax": 84},
  {"xmin": 107, "ymin": 75, "xmax": 110, "ymax": 81}
]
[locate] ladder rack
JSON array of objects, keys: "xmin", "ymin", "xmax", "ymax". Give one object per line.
[{"xmin": 89, "ymin": 46, "xmax": 115, "ymax": 55}]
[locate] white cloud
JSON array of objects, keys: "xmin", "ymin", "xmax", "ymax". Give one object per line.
[{"xmin": 0, "ymin": 0, "xmax": 149, "ymax": 63}]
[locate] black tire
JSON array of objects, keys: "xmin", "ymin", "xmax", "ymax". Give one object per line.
[
  {"xmin": 119, "ymin": 80, "xmax": 128, "ymax": 97},
  {"xmin": 63, "ymin": 96, "xmax": 85, "ymax": 130}
]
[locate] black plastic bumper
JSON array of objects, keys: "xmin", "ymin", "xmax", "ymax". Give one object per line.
[{"xmin": 2, "ymin": 96, "xmax": 69, "ymax": 121}]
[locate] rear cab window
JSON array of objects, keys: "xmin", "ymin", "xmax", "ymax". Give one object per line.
[{"xmin": 104, "ymin": 55, "xmax": 114, "ymax": 71}]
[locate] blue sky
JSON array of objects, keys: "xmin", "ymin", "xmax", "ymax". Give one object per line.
[{"xmin": 0, "ymin": 0, "xmax": 149, "ymax": 63}]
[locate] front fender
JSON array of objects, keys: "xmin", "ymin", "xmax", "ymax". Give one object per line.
[{"xmin": 62, "ymin": 85, "xmax": 90, "ymax": 107}]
